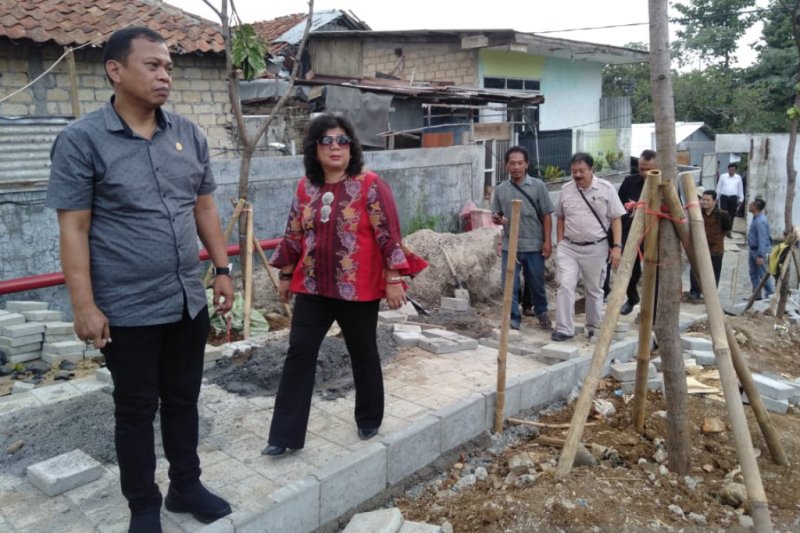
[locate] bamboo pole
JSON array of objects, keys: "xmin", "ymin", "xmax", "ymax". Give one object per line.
[
  {"xmin": 772, "ymin": 232, "xmax": 798, "ymax": 318},
  {"xmin": 494, "ymin": 200, "xmax": 522, "ymax": 433},
  {"xmin": 65, "ymin": 48, "xmax": 81, "ymax": 119},
  {"xmin": 243, "ymin": 204, "xmax": 255, "ymax": 339},
  {"xmin": 681, "ymin": 174, "xmax": 773, "ymax": 532},
  {"xmin": 204, "ymin": 198, "xmax": 246, "ymax": 287},
  {"xmin": 253, "ymin": 236, "xmax": 293, "ymax": 318},
  {"xmin": 725, "ymin": 322, "xmax": 789, "ymax": 465},
  {"xmin": 659, "ymin": 178, "xmax": 697, "ymax": 268},
  {"xmin": 744, "ymin": 272, "xmax": 772, "ymax": 313},
  {"xmin": 632, "ymin": 171, "xmax": 661, "ymax": 431},
  {"xmin": 555, "ymin": 205, "xmax": 645, "ymax": 480}
]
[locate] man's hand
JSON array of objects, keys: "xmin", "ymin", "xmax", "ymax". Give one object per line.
[
  {"xmin": 542, "ymin": 241, "xmax": 552, "ymax": 259},
  {"xmin": 212, "ymin": 274, "xmax": 234, "ymax": 314},
  {"xmin": 73, "ymin": 303, "xmax": 111, "ymax": 349},
  {"xmin": 277, "ymin": 279, "xmax": 292, "ymax": 303},
  {"xmin": 385, "ymin": 283, "xmax": 406, "ymax": 310},
  {"xmin": 755, "ymin": 256, "xmax": 764, "ymax": 267},
  {"xmin": 609, "ymin": 246, "xmax": 622, "ymax": 270}
]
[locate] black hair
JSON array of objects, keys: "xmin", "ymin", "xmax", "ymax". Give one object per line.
[
  {"xmin": 728, "ymin": 162, "xmax": 739, "ymax": 169},
  {"xmin": 570, "ymin": 152, "xmax": 594, "ymax": 168},
  {"xmin": 302, "ymin": 114, "xmax": 364, "ymax": 186},
  {"xmin": 702, "ymin": 190, "xmax": 717, "ymax": 200},
  {"xmin": 504, "ymin": 146, "xmax": 529, "ymax": 164},
  {"xmin": 753, "ymin": 198, "xmax": 766, "ymax": 211},
  {"xmin": 103, "ymin": 27, "xmax": 166, "ymax": 83},
  {"xmin": 640, "ymin": 149, "xmax": 656, "ymax": 161}
]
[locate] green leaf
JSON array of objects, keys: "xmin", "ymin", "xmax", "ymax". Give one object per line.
[{"xmin": 231, "ymin": 25, "xmax": 268, "ymax": 81}]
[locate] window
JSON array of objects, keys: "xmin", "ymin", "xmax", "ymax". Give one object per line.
[{"xmin": 483, "ymin": 77, "xmax": 540, "ymax": 92}]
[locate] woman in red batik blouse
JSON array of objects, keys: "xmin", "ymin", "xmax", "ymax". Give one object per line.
[{"xmin": 263, "ymin": 114, "xmax": 426, "ymax": 456}]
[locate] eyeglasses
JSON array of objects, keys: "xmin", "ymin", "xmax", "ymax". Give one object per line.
[
  {"xmin": 320, "ymin": 191, "xmax": 334, "ymax": 223},
  {"xmin": 317, "ymin": 135, "xmax": 352, "ymax": 147}
]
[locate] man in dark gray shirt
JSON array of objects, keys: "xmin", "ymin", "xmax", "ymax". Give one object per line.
[{"xmin": 46, "ymin": 27, "xmax": 233, "ymax": 533}]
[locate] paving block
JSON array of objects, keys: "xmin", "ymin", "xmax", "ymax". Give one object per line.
[
  {"xmin": 83, "ymin": 348, "xmax": 103, "ymax": 359},
  {"xmin": 607, "ymin": 337, "xmax": 638, "ymax": 363},
  {"xmin": 621, "ymin": 375, "xmax": 664, "ymax": 395},
  {"xmin": 1, "ymin": 321, "xmax": 45, "ymax": 338},
  {"xmin": 383, "ymin": 415, "xmax": 441, "ymax": 485},
  {"xmin": 95, "ymin": 367, "xmax": 112, "ymax": 384},
  {"xmin": 751, "ymin": 373, "xmax": 796, "ymax": 401},
  {"xmin": 421, "ymin": 328, "xmax": 452, "ymax": 338},
  {"xmin": 1, "ymin": 341, "xmax": 43, "ymax": 355},
  {"xmin": 22, "ymin": 310, "xmax": 63, "ymax": 322},
  {"xmin": 392, "ymin": 331, "xmax": 426, "ymax": 347},
  {"xmin": 26, "ymin": 449, "xmax": 103, "ymax": 496},
  {"xmin": 43, "ymin": 322, "xmax": 75, "ymax": 335},
  {"xmin": 437, "ymin": 393, "xmax": 485, "ymax": 452},
  {"xmin": 343, "ymin": 508, "xmax": 403, "ymax": 533},
  {"xmin": 424, "ymin": 329, "xmax": 478, "ymax": 350},
  {"xmin": 614, "ymin": 322, "xmax": 631, "ymax": 333},
  {"xmin": 204, "ymin": 344, "xmax": 223, "ymax": 362},
  {"xmin": 548, "ymin": 359, "xmax": 579, "ymax": 400},
  {"xmin": 395, "ymin": 301, "xmax": 419, "ymax": 319},
  {"xmin": 41, "ymin": 352, "xmax": 83, "ymax": 365},
  {"xmin": 681, "ymin": 336, "xmax": 713, "ymax": 351},
  {"xmin": 399, "ymin": 522, "xmax": 443, "ymax": 533},
  {"xmin": 0, "ymin": 333, "xmax": 43, "ymax": 348},
  {"xmin": 7, "ymin": 351, "xmax": 41, "ymax": 364},
  {"xmin": 440, "ymin": 297, "xmax": 469, "ymax": 313},
  {"xmin": 0, "ymin": 313, "xmax": 25, "ymax": 329},
  {"xmin": 610, "ymin": 361, "xmax": 656, "ymax": 382},
  {"xmin": 491, "ymin": 328, "xmax": 521, "ymax": 340},
  {"xmin": 42, "ymin": 341, "xmax": 86, "ymax": 356},
  {"xmin": 6, "ymin": 301, "xmax": 48, "ymax": 312},
  {"xmin": 203, "ymin": 361, "xmax": 216, "ymax": 371},
  {"xmin": 318, "ymin": 442, "xmax": 387, "ymax": 525},
  {"xmin": 541, "ymin": 343, "xmax": 579, "ymax": 361},
  {"xmin": 574, "ymin": 354, "xmax": 592, "ymax": 382},
  {"xmin": 743, "ymin": 393, "xmax": 789, "ymax": 414},
  {"xmin": 418, "ymin": 338, "xmax": 460, "ymax": 354},
  {"xmin": 378, "ymin": 311, "xmax": 406, "ymax": 323},
  {"xmin": 12, "ymin": 381, "xmax": 36, "ymax": 394},
  {"xmin": 519, "ymin": 368, "xmax": 552, "ymax": 411},
  {"xmin": 238, "ymin": 476, "xmax": 319, "ymax": 533},
  {"xmin": 44, "ymin": 333, "xmax": 78, "ymax": 343},
  {"xmin": 688, "ymin": 350, "xmax": 716, "ymax": 367},
  {"xmin": 479, "ymin": 338, "xmax": 499, "ymax": 349},
  {"xmin": 393, "ymin": 323, "xmax": 422, "ymax": 334}
]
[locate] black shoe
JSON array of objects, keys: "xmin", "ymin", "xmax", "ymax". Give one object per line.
[
  {"xmin": 358, "ymin": 427, "xmax": 379, "ymax": 440},
  {"xmin": 550, "ymin": 332, "xmax": 574, "ymax": 342},
  {"xmin": 129, "ymin": 508, "xmax": 162, "ymax": 533},
  {"xmin": 620, "ymin": 301, "xmax": 634, "ymax": 315},
  {"xmin": 164, "ymin": 482, "xmax": 232, "ymax": 524},
  {"xmin": 522, "ymin": 308, "xmax": 536, "ymax": 317},
  {"xmin": 510, "ymin": 320, "xmax": 520, "ymax": 330},
  {"xmin": 261, "ymin": 444, "xmax": 286, "ymax": 456}
]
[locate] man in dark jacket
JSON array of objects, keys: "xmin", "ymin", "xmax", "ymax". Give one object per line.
[{"xmin": 687, "ymin": 190, "xmax": 732, "ymax": 301}]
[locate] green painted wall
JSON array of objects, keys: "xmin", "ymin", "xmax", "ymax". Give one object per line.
[{"xmin": 479, "ymin": 49, "xmax": 544, "ymax": 78}]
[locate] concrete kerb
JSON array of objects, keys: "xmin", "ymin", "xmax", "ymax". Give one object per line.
[
  {"xmin": 230, "ymin": 476, "xmax": 320, "ymax": 533},
  {"xmin": 436, "ymin": 393, "xmax": 486, "ymax": 453},
  {"xmin": 382, "ymin": 415, "xmax": 442, "ymax": 485}
]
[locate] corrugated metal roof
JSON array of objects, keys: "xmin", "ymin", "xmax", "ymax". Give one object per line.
[{"xmin": 0, "ymin": 117, "xmax": 68, "ymax": 187}]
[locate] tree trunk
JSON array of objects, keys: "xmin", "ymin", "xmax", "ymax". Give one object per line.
[
  {"xmin": 787, "ymin": 97, "xmax": 798, "ymax": 235},
  {"xmin": 648, "ymin": 0, "xmax": 691, "ymax": 475}
]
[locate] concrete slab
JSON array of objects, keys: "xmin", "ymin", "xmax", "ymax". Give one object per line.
[
  {"xmin": 7, "ymin": 350, "xmax": 41, "ymax": 364},
  {"xmin": 317, "ymin": 442, "xmax": 387, "ymax": 525},
  {"xmin": 342, "ymin": 507, "xmax": 403, "ymax": 533},
  {"xmin": 43, "ymin": 333, "xmax": 78, "ymax": 343},
  {"xmin": 1, "ymin": 322, "xmax": 45, "ymax": 338},
  {"xmin": 383, "ymin": 415, "xmax": 441, "ymax": 485},
  {"xmin": 235, "ymin": 476, "xmax": 319, "ymax": 533},
  {"xmin": 483, "ymin": 377, "xmax": 523, "ymax": 430},
  {"xmin": 743, "ymin": 393, "xmax": 789, "ymax": 414},
  {"xmin": 0, "ymin": 333, "xmax": 43, "ymax": 348},
  {"xmin": 42, "ymin": 321, "xmax": 75, "ymax": 335},
  {"xmin": 519, "ymin": 368, "xmax": 552, "ymax": 411},
  {"xmin": 41, "ymin": 340, "xmax": 85, "ymax": 356},
  {"xmin": 681, "ymin": 336, "xmax": 713, "ymax": 351},
  {"xmin": 95, "ymin": 367, "xmax": 112, "ymax": 384},
  {"xmin": 1, "ymin": 341, "xmax": 42, "ymax": 355},
  {"xmin": 689, "ymin": 350, "xmax": 716, "ymax": 366},
  {"xmin": 437, "ymin": 393, "xmax": 485, "ymax": 452},
  {"xmin": 41, "ymin": 352, "xmax": 83, "ymax": 365},
  {"xmin": 12, "ymin": 381, "xmax": 35, "ymax": 394},
  {"xmin": 29, "ymin": 382, "xmax": 83, "ymax": 404},
  {"xmin": 610, "ymin": 361, "xmax": 656, "ymax": 382},
  {"xmin": 393, "ymin": 324, "xmax": 422, "ymax": 334},
  {"xmin": 393, "ymin": 331, "xmax": 426, "ymax": 347},
  {"xmin": 378, "ymin": 311, "xmax": 406, "ymax": 323},
  {"xmin": 541, "ymin": 343, "xmax": 579, "ymax": 360},
  {"xmin": 26, "ymin": 449, "xmax": 103, "ymax": 496},
  {"xmin": 0, "ymin": 313, "xmax": 25, "ymax": 328},
  {"xmin": 22, "ymin": 310, "xmax": 63, "ymax": 322},
  {"xmin": 399, "ymin": 521, "xmax": 443, "ymax": 532},
  {"xmin": 548, "ymin": 359, "xmax": 579, "ymax": 400},
  {"xmin": 751, "ymin": 373, "xmax": 796, "ymax": 401},
  {"xmin": 440, "ymin": 297, "xmax": 469, "ymax": 313},
  {"xmin": 621, "ymin": 375, "xmax": 664, "ymax": 395},
  {"xmin": 418, "ymin": 338, "xmax": 460, "ymax": 354},
  {"xmin": 6, "ymin": 301, "xmax": 49, "ymax": 312},
  {"xmin": 204, "ymin": 344, "xmax": 224, "ymax": 362}
]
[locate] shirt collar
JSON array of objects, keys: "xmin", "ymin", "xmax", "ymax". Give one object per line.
[{"xmin": 103, "ymin": 96, "xmax": 170, "ymax": 136}]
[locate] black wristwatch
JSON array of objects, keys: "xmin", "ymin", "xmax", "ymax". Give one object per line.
[{"xmin": 213, "ymin": 263, "xmax": 233, "ymax": 276}]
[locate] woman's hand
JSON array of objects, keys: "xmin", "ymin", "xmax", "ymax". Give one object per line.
[
  {"xmin": 385, "ymin": 283, "xmax": 406, "ymax": 310},
  {"xmin": 278, "ymin": 280, "xmax": 292, "ymax": 303}
]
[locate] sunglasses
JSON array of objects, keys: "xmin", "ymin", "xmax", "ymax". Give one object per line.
[
  {"xmin": 317, "ymin": 135, "xmax": 352, "ymax": 146},
  {"xmin": 320, "ymin": 191, "xmax": 334, "ymax": 223}
]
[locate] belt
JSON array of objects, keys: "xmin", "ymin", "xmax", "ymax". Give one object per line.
[{"xmin": 565, "ymin": 237, "xmax": 606, "ymax": 246}]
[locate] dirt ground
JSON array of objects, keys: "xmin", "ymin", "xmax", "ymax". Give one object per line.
[{"xmin": 392, "ymin": 313, "xmax": 800, "ymax": 533}]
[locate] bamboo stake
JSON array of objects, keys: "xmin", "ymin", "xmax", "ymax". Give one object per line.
[
  {"xmin": 681, "ymin": 174, "xmax": 772, "ymax": 532},
  {"xmin": 555, "ymin": 205, "xmax": 645, "ymax": 480},
  {"xmin": 243, "ymin": 204, "xmax": 254, "ymax": 339},
  {"xmin": 772, "ymin": 232, "xmax": 798, "ymax": 318},
  {"xmin": 253, "ymin": 236, "xmax": 293, "ymax": 318},
  {"xmin": 508, "ymin": 417, "xmax": 596, "ymax": 429},
  {"xmin": 659, "ymin": 179, "xmax": 697, "ymax": 268},
  {"xmin": 744, "ymin": 272, "xmax": 772, "ymax": 313},
  {"xmin": 632, "ymin": 171, "xmax": 661, "ymax": 432},
  {"xmin": 204, "ymin": 198, "xmax": 246, "ymax": 287},
  {"xmin": 725, "ymin": 322, "xmax": 789, "ymax": 465},
  {"xmin": 494, "ymin": 200, "xmax": 522, "ymax": 433},
  {"xmin": 65, "ymin": 48, "xmax": 81, "ymax": 118}
]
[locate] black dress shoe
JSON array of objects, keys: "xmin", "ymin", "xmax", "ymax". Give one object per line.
[
  {"xmin": 550, "ymin": 332, "xmax": 574, "ymax": 342},
  {"xmin": 164, "ymin": 482, "xmax": 232, "ymax": 524},
  {"xmin": 358, "ymin": 427, "xmax": 379, "ymax": 440},
  {"xmin": 620, "ymin": 301, "xmax": 634, "ymax": 315},
  {"xmin": 129, "ymin": 508, "xmax": 162, "ymax": 533},
  {"xmin": 262, "ymin": 444, "xmax": 287, "ymax": 456}
]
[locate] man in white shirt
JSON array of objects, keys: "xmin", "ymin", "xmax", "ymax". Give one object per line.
[{"xmin": 715, "ymin": 162, "xmax": 744, "ymax": 221}]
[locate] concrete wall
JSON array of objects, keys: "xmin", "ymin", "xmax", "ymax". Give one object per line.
[
  {"xmin": 716, "ymin": 133, "xmax": 800, "ymax": 239},
  {"xmin": 0, "ymin": 40, "xmax": 234, "ymax": 156},
  {"xmin": 539, "ymin": 56, "xmax": 602, "ymax": 132},
  {"xmin": 0, "ymin": 145, "xmax": 483, "ymax": 315}
]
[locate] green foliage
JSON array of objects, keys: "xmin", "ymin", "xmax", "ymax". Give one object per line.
[
  {"xmin": 231, "ymin": 25, "xmax": 268, "ymax": 81},
  {"xmin": 672, "ymin": 0, "xmax": 757, "ymax": 68},
  {"xmin": 602, "ymin": 42, "xmax": 653, "ymax": 123},
  {"xmin": 543, "ymin": 165, "xmax": 565, "ymax": 182},
  {"xmin": 406, "ymin": 198, "xmax": 439, "ymax": 234}
]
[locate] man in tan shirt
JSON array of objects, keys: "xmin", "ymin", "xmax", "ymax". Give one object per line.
[{"xmin": 552, "ymin": 153, "xmax": 626, "ymax": 341}]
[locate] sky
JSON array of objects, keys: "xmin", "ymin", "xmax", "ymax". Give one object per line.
[{"xmin": 167, "ymin": 0, "xmax": 766, "ymax": 67}]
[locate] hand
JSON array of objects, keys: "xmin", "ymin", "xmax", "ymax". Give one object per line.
[
  {"xmin": 73, "ymin": 303, "xmax": 111, "ymax": 349},
  {"xmin": 542, "ymin": 241, "xmax": 552, "ymax": 259},
  {"xmin": 213, "ymin": 274, "xmax": 234, "ymax": 314},
  {"xmin": 278, "ymin": 279, "xmax": 292, "ymax": 303},
  {"xmin": 385, "ymin": 283, "xmax": 406, "ymax": 310},
  {"xmin": 755, "ymin": 256, "xmax": 764, "ymax": 266},
  {"xmin": 609, "ymin": 246, "xmax": 622, "ymax": 270}
]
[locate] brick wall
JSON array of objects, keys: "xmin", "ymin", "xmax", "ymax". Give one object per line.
[
  {"xmin": 0, "ymin": 40, "xmax": 235, "ymax": 157},
  {"xmin": 360, "ymin": 40, "xmax": 478, "ymax": 86}
]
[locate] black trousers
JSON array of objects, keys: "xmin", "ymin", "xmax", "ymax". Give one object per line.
[
  {"xmin": 103, "ymin": 304, "xmax": 209, "ymax": 512},
  {"xmin": 602, "ymin": 246, "xmax": 642, "ymax": 305},
  {"xmin": 720, "ymin": 195, "xmax": 738, "ymax": 220},
  {"xmin": 268, "ymin": 294, "xmax": 383, "ymax": 449},
  {"xmin": 689, "ymin": 254, "xmax": 724, "ymax": 296}
]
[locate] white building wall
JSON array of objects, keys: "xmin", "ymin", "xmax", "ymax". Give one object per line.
[{"xmin": 538, "ymin": 57, "xmax": 602, "ymax": 132}]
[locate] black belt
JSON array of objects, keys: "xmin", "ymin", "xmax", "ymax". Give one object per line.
[{"xmin": 565, "ymin": 237, "xmax": 605, "ymax": 246}]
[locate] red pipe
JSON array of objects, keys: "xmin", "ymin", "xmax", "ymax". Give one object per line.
[{"xmin": 0, "ymin": 238, "xmax": 281, "ymax": 296}]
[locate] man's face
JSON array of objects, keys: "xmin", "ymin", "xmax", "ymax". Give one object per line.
[
  {"xmin": 749, "ymin": 201, "xmax": 758, "ymax": 214},
  {"xmin": 638, "ymin": 158, "xmax": 657, "ymax": 178},
  {"xmin": 570, "ymin": 160, "xmax": 593, "ymax": 188},
  {"xmin": 506, "ymin": 152, "xmax": 528, "ymax": 181},
  {"xmin": 728, "ymin": 166, "xmax": 736, "ymax": 176},
  {"xmin": 106, "ymin": 37, "xmax": 172, "ymax": 109},
  {"xmin": 701, "ymin": 193, "xmax": 716, "ymax": 211}
]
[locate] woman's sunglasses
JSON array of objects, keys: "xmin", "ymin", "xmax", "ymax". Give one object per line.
[{"xmin": 317, "ymin": 135, "xmax": 352, "ymax": 146}]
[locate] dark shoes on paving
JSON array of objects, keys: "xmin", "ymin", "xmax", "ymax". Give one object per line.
[
  {"xmin": 522, "ymin": 308, "xmax": 536, "ymax": 317},
  {"xmin": 164, "ymin": 482, "xmax": 232, "ymax": 524},
  {"xmin": 620, "ymin": 299, "xmax": 639, "ymax": 316},
  {"xmin": 551, "ymin": 331, "xmax": 574, "ymax": 342},
  {"xmin": 262, "ymin": 444, "xmax": 287, "ymax": 456},
  {"xmin": 685, "ymin": 293, "xmax": 703, "ymax": 303},
  {"xmin": 358, "ymin": 427, "xmax": 379, "ymax": 440},
  {"xmin": 129, "ymin": 508, "xmax": 162, "ymax": 533},
  {"xmin": 537, "ymin": 312, "xmax": 552, "ymax": 330}
]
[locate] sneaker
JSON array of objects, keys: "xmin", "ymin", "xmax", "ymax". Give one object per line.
[
  {"xmin": 165, "ymin": 482, "xmax": 232, "ymax": 524},
  {"xmin": 551, "ymin": 331, "xmax": 574, "ymax": 342},
  {"xmin": 537, "ymin": 312, "xmax": 552, "ymax": 330}
]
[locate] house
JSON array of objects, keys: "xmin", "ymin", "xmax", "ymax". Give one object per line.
[
  {"xmin": 0, "ymin": 0, "xmax": 230, "ymax": 187},
  {"xmin": 632, "ymin": 122, "xmax": 716, "ymax": 167}
]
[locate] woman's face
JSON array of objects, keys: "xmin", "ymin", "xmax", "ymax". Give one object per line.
[{"xmin": 316, "ymin": 127, "xmax": 351, "ymax": 175}]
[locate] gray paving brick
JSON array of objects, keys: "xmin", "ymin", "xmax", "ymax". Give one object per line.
[
  {"xmin": 392, "ymin": 331, "xmax": 425, "ymax": 347},
  {"xmin": 383, "ymin": 415, "xmax": 441, "ymax": 484},
  {"xmin": 541, "ymin": 343, "xmax": 579, "ymax": 360},
  {"xmin": 440, "ymin": 297, "xmax": 469, "ymax": 312},
  {"xmin": 574, "ymin": 354, "xmax": 592, "ymax": 382},
  {"xmin": 235, "ymin": 476, "xmax": 319, "ymax": 533},
  {"xmin": 548, "ymin": 359, "xmax": 579, "ymax": 400},
  {"xmin": 44, "ymin": 333, "xmax": 78, "ymax": 343},
  {"xmin": 7, "ymin": 351, "xmax": 41, "ymax": 364},
  {"xmin": 6, "ymin": 301, "xmax": 48, "ymax": 312},
  {"xmin": 393, "ymin": 324, "xmax": 422, "ymax": 333},
  {"xmin": 621, "ymin": 375, "xmax": 664, "ymax": 394},
  {"xmin": 519, "ymin": 368, "xmax": 552, "ymax": 411},
  {"xmin": 378, "ymin": 311, "xmax": 406, "ymax": 323},
  {"xmin": 0, "ymin": 313, "xmax": 25, "ymax": 328},
  {"xmin": 0, "ymin": 341, "xmax": 42, "ymax": 355},
  {"xmin": 43, "ymin": 321, "xmax": 75, "ymax": 335},
  {"xmin": 204, "ymin": 344, "xmax": 223, "ymax": 362},
  {"xmin": 41, "ymin": 351, "xmax": 83, "ymax": 365},
  {"xmin": 607, "ymin": 337, "xmax": 638, "ymax": 362},
  {"xmin": 26, "ymin": 449, "xmax": 103, "ymax": 496},
  {"xmin": 317, "ymin": 442, "xmax": 387, "ymax": 525},
  {"xmin": 95, "ymin": 367, "xmax": 112, "ymax": 384},
  {"xmin": 681, "ymin": 336, "xmax": 713, "ymax": 351},
  {"xmin": 12, "ymin": 381, "xmax": 36, "ymax": 394},
  {"xmin": 22, "ymin": 310, "xmax": 63, "ymax": 322},
  {"xmin": 42, "ymin": 340, "xmax": 85, "ymax": 356},
  {"xmin": 418, "ymin": 338, "xmax": 460, "ymax": 354},
  {"xmin": 688, "ymin": 350, "xmax": 716, "ymax": 366},
  {"xmin": 1, "ymin": 322, "xmax": 45, "ymax": 337},
  {"xmin": 343, "ymin": 507, "xmax": 403, "ymax": 533},
  {"xmin": 479, "ymin": 337, "xmax": 499, "ymax": 349},
  {"xmin": 751, "ymin": 373, "xmax": 796, "ymax": 401},
  {"xmin": 491, "ymin": 328, "xmax": 521, "ymax": 340},
  {"xmin": 437, "ymin": 393, "xmax": 485, "ymax": 452},
  {"xmin": 484, "ymin": 377, "xmax": 523, "ymax": 430},
  {"xmin": 610, "ymin": 361, "xmax": 656, "ymax": 382},
  {"xmin": 743, "ymin": 393, "xmax": 789, "ymax": 414},
  {"xmin": 0, "ymin": 333, "xmax": 43, "ymax": 347}
]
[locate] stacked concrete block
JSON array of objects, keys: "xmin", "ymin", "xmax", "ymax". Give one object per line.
[
  {"xmin": 22, "ymin": 309, "xmax": 63, "ymax": 322},
  {"xmin": 41, "ymin": 340, "xmax": 85, "ymax": 365},
  {"xmin": 439, "ymin": 296, "xmax": 469, "ymax": 313},
  {"xmin": 0, "ymin": 320, "xmax": 44, "ymax": 364},
  {"xmin": 610, "ymin": 361, "xmax": 663, "ymax": 394},
  {"xmin": 420, "ymin": 328, "xmax": 478, "ymax": 351},
  {"xmin": 685, "ymin": 350, "xmax": 716, "ymax": 367},
  {"xmin": 6, "ymin": 301, "xmax": 48, "ymax": 313},
  {"xmin": 534, "ymin": 343, "xmax": 579, "ymax": 365},
  {"xmin": 42, "ymin": 322, "xmax": 78, "ymax": 344},
  {"xmin": 741, "ymin": 373, "xmax": 796, "ymax": 414},
  {"xmin": 680, "ymin": 336, "xmax": 713, "ymax": 352},
  {"xmin": 378, "ymin": 310, "xmax": 406, "ymax": 324},
  {"xmin": 391, "ymin": 324, "xmax": 425, "ymax": 347},
  {"xmin": 203, "ymin": 344, "xmax": 224, "ymax": 370}
]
